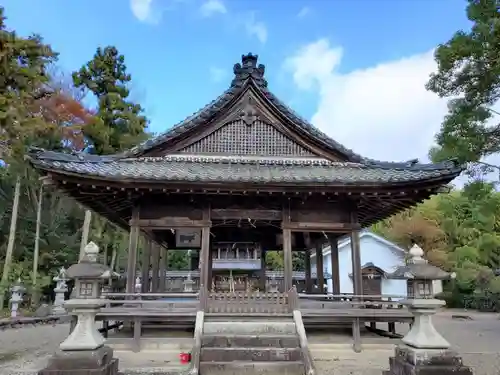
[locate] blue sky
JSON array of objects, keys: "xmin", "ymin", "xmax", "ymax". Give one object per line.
[{"xmin": 3, "ymin": 0, "xmax": 473, "ymax": 164}]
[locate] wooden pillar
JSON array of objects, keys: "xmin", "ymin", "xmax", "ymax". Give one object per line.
[
  {"xmin": 151, "ymin": 242, "xmax": 160, "ymax": 292},
  {"xmin": 159, "ymin": 247, "xmax": 167, "ymax": 292},
  {"xmin": 207, "ymin": 245, "xmax": 213, "ymax": 291},
  {"xmin": 259, "ymin": 248, "xmax": 266, "ymax": 291},
  {"xmin": 140, "ymin": 239, "xmax": 152, "ymax": 293},
  {"xmin": 303, "ymin": 233, "xmax": 312, "ymax": 294},
  {"xmin": 282, "ymin": 210, "xmax": 293, "ymax": 291},
  {"xmin": 126, "ymin": 206, "xmax": 140, "ymax": 293},
  {"xmin": 304, "ymin": 249, "xmax": 312, "ymax": 294},
  {"xmin": 327, "ymin": 234, "xmax": 341, "ymax": 294},
  {"xmin": 350, "ymin": 230, "xmax": 362, "ymax": 296},
  {"xmin": 315, "ymin": 243, "xmax": 324, "ymax": 294},
  {"xmin": 200, "ymin": 207, "xmax": 212, "ymax": 290}
]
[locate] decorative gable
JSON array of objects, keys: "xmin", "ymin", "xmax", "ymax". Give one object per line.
[
  {"xmin": 177, "ymin": 91, "xmax": 318, "ymax": 157},
  {"xmin": 179, "ymin": 119, "xmax": 315, "ymax": 156}
]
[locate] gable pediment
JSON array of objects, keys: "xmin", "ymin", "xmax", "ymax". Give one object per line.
[
  {"xmin": 178, "ymin": 90, "xmax": 318, "ymax": 157},
  {"xmin": 151, "ymin": 88, "xmax": 342, "ymax": 159},
  {"xmin": 133, "ymin": 54, "xmax": 366, "ymax": 162}
]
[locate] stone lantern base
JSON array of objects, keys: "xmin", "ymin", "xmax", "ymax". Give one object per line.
[
  {"xmin": 384, "ymin": 345, "xmax": 473, "ymax": 375},
  {"xmin": 37, "ymin": 346, "xmax": 119, "ymax": 375}
]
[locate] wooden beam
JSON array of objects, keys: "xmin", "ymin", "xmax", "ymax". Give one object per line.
[
  {"xmin": 282, "ymin": 222, "xmax": 360, "ymax": 232},
  {"xmin": 133, "ymin": 218, "xmax": 211, "ymax": 228},
  {"xmin": 211, "ymin": 208, "xmax": 282, "ymax": 221}
]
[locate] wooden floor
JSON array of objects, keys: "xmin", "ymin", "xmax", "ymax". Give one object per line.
[{"xmin": 96, "ymin": 299, "xmax": 413, "ymax": 328}]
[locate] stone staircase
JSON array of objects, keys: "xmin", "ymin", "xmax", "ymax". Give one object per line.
[{"xmin": 199, "ymin": 316, "xmax": 307, "ymax": 375}]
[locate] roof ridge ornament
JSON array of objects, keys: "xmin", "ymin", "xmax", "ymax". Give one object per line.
[{"xmin": 231, "ymin": 53, "xmax": 268, "ymax": 88}]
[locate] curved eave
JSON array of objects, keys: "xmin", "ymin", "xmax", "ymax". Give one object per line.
[{"xmin": 27, "ymin": 156, "xmax": 462, "ymax": 191}]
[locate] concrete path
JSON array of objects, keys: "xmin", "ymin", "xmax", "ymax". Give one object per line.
[{"xmin": 0, "ymin": 310, "xmax": 498, "ymax": 375}]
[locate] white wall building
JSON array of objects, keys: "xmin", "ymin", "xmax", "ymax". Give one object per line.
[{"xmin": 310, "ymin": 231, "xmax": 442, "ymax": 298}]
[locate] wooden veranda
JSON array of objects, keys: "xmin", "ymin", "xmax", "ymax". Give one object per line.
[
  {"xmin": 93, "ymin": 290, "xmax": 412, "ymax": 353},
  {"xmin": 28, "ymin": 53, "xmax": 460, "ymax": 356}
]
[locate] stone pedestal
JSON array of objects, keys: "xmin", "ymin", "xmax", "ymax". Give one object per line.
[
  {"xmin": 60, "ymin": 300, "xmax": 105, "ymax": 350},
  {"xmin": 38, "ymin": 345, "xmax": 119, "ymax": 375},
  {"xmin": 401, "ymin": 299, "xmax": 449, "ymax": 349},
  {"xmin": 384, "ymin": 345, "xmax": 473, "ymax": 375}
]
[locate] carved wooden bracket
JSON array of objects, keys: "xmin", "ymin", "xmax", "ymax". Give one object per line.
[{"xmin": 239, "ymin": 97, "xmax": 259, "ymax": 127}]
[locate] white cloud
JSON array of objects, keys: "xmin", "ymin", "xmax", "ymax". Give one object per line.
[
  {"xmin": 297, "ymin": 6, "xmax": 310, "ymax": 18},
  {"xmin": 200, "ymin": 0, "xmax": 227, "ymax": 17},
  {"xmin": 285, "ymin": 38, "xmax": 500, "ymax": 185},
  {"xmin": 130, "ymin": 0, "xmax": 161, "ymax": 24},
  {"xmin": 209, "ymin": 67, "xmax": 227, "ymax": 82},
  {"xmin": 245, "ymin": 12, "xmax": 267, "ymax": 44}
]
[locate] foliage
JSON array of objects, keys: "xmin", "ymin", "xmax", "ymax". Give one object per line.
[
  {"xmin": 374, "ymin": 181, "xmax": 500, "ymax": 300},
  {"xmin": 426, "ymin": 0, "xmax": 500, "ymax": 178},
  {"xmin": 72, "ymin": 46, "xmax": 149, "ymax": 154},
  {"xmin": 0, "ymin": 7, "xmax": 150, "ymax": 306}
]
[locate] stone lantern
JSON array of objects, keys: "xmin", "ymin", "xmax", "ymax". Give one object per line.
[
  {"xmin": 134, "ymin": 276, "xmax": 142, "ymax": 293},
  {"xmin": 38, "ymin": 241, "xmax": 119, "ymax": 375},
  {"xmin": 10, "ymin": 278, "xmax": 25, "ymax": 318},
  {"xmin": 184, "ymin": 272, "xmax": 194, "ymax": 293},
  {"xmin": 384, "ymin": 244, "xmax": 472, "ymax": 375},
  {"xmin": 269, "ymin": 274, "xmax": 279, "ymax": 293},
  {"xmin": 52, "ymin": 267, "xmax": 68, "ymax": 315}
]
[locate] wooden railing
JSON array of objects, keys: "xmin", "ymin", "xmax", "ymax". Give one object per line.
[
  {"xmin": 298, "ymin": 293, "xmax": 406, "ymax": 309},
  {"xmin": 102, "ymin": 292, "xmax": 198, "ymax": 310},
  {"xmin": 189, "ymin": 289, "xmax": 206, "ymax": 375},
  {"xmin": 206, "ymin": 291, "xmax": 290, "ymax": 314},
  {"xmin": 289, "ymin": 287, "xmax": 316, "ymax": 375}
]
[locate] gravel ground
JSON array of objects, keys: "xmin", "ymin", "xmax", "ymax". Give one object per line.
[{"xmin": 0, "ymin": 310, "xmax": 498, "ymax": 375}]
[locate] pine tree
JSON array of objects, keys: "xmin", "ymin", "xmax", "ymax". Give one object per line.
[
  {"xmin": 426, "ymin": 0, "xmax": 500, "ymax": 177},
  {"xmin": 72, "ymin": 46, "xmax": 148, "ymax": 154}
]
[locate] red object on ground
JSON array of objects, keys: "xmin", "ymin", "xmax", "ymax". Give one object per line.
[{"xmin": 179, "ymin": 352, "xmax": 191, "ymax": 364}]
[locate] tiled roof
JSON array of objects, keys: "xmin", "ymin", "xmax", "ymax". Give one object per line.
[
  {"xmin": 26, "ymin": 53, "xmax": 463, "ymax": 187},
  {"xmin": 120, "ymin": 54, "xmax": 460, "ymax": 172},
  {"xmin": 388, "ymin": 263, "xmax": 451, "ymax": 280},
  {"xmin": 28, "ymin": 153, "xmax": 461, "ymax": 185}
]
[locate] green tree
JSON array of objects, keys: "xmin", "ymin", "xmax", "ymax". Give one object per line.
[
  {"xmin": 426, "ymin": 0, "xmax": 500, "ymax": 178},
  {"xmin": 72, "ymin": 46, "xmax": 149, "ymax": 154},
  {"xmin": 0, "ymin": 7, "xmax": 59, "ymax": 158},
  {"xmin": 72, "ymin": 46, "xmax": 151, "ymax": 274}
]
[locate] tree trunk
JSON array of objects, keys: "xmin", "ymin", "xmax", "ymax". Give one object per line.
[
  {"xmin": 79, "ymin": 210, "xmax": 92, "ymax": 260},
  {"xmin": 0, "ymin": 177, "xmax": 21, "ymax": 308},
  {"xmin": 31, "ymin": 183, "xmax": 44, "ymax": 306}
]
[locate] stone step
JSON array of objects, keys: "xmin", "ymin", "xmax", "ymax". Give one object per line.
[
  {"xmin": 203, "ymin": 334, "xmax": 300, "ymax": 348},
  {"xmin": 203, "ymin": 321, "xmax": 296, "ymax": 335},
  {"xmin": 205, "ymin": 315, "xmax": 291, "ymax": 322},
  {"xmin": 119, "ymin": 367, "xmax": 185, "ymax": 375},
  {"xmin": 201, "ymin": 347, "xmax": 302, "ymax": 362},
  {"xmin": 199, "ymin": 361, "xmax": 305, "ymax": 375}
]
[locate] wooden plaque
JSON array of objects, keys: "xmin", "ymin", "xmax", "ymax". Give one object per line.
[{"xmin": 175, "ymin": 229, "xmax": 202, "ymax": 248}]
